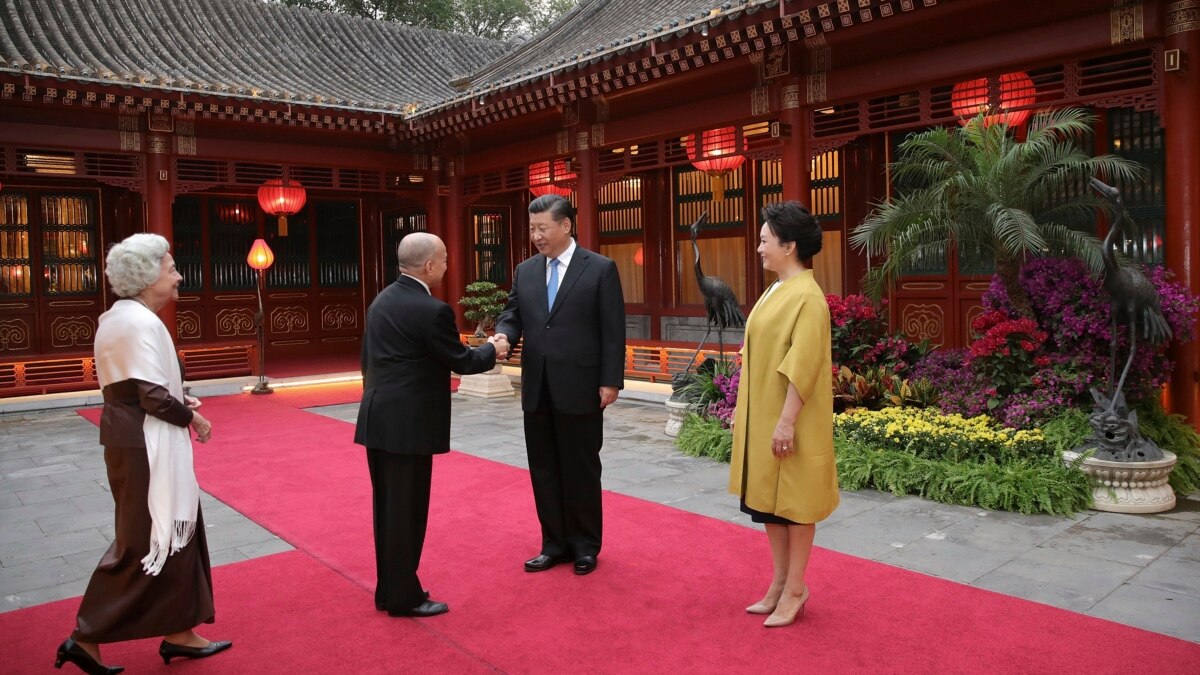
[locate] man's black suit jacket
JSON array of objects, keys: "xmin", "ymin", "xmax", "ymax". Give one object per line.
[
  {"xmin": 495, "ymin": 246, "xmax": 625, "ymax": 415},
  {"xmin": 354, "ymin": 275, "xmax": 496, "ymax": 454}
]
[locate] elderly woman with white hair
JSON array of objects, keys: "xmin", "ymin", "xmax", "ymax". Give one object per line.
[{"xmin": 55, "ymin": 234, "xmax": 231, "ymax": 675}]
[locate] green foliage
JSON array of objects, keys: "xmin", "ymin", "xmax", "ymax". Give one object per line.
[
  {"xmin": 835, "ymin": 436, "xmax": 1092, "ymax": 516},
  {"xmin": 832, "ymin": 367, "xmax": 937, "ymax": 411},
  {"xmin": 1041, "ymin": 408, "xmax": 1090, "ymax": 454},
  {"xmin": 1041, "ymin": 401, "xmax": 1200, "ymax": 495},
  {"xmin": 671, "ymin": 405, "xmax": 1091, "ymax": 515},
  {"xmin": 1135, "ymin": 400, "xmax": 1200, "ymax": 495},
  {"xmin": 850, "ymin": 108, "xmax": 1144, "ymax": 315},
  {"xmin": 892, "ymin": 377, "xmax": 939, "ymax": 409},
  {"xmin": 672, "ymin": 359, "xmax": 734, "ymax": 414},
  {"xmin": 458, "ymin": 281, "xmax": 508, "ymax": 336},
  {"xmin": 675, "ymin": 413, "xmax": 732, "ymax": 463},
  {"xmin": 835, "ymin": 407, "xmax": 1048, "ymax": 464},
  {"xmin": 273, "ymin": 0, "xmax": 577, "ymax": 39},
  {"xmin": 525, "ymin": 0, "xmax": 576, "ymax": 32}
]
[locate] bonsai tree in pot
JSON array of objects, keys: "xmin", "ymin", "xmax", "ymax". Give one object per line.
[{"xmin": 459, "ymin": 280, "xmax": 509, "ymax": 344}]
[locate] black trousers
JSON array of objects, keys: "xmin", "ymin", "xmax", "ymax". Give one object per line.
[
  {"xmin": 366, "ymin": 449, "xmax": 432, "ymax": 612},
  {"xmin": 524, "ymin": 376, "xmax": 604, "ymax": 559}
]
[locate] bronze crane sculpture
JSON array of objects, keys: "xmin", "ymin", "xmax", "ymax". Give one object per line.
[
  {"xmin": 1078, "ymin": 178, "xmax": 1171, "ymax": 461},
  {"xmin": 1090, "ymin": 177, "xmax": 1172, "ymax": 398},
  {"xmin": 683, "ymin": 211, "xmax": 746, "ymax": 371}
]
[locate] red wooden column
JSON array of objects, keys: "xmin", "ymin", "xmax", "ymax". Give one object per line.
[
  {"xmin": 781, "ymin": 79, "xmax": 811, "ymax": 205},
  {"xmin": 145, "ymin": 132, "xmax": 176, "ymax": 337},
  {"xmin": 424, "ymin": 176, "xmax": 445, "ymax": 301},
  {"xmin": 574, "ymin": 129, "xmax": 599, "ymax": 251},
  {"xmin": 1164, "ymin": 11, "xmax": 1200, "ymax": 423},
  {"xmin": 444, "ymin": 158, "xmax": 467, "ymax": 328},
  {"xmin": 360, "ymin": 197, "xmax": 382, "ymax": 300}
]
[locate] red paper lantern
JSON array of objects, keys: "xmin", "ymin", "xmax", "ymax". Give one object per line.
[
  {"xmin": 951, "ymin": 72, "xmax": 1036, "ymax": 127},
  {"xmin": 683, "ymin": 127, "xmax": 746, "ymax": 200},
  {"xmin": 256, "ymin": 178, "xmax": 307, "ymax": 236},
  {"xmin": 528, "ymin": 160, "xmax": 574, "ymax": 197},
  {"xmin": 246, "ymin": 238, "xmax": 275, "ymax": 271}
]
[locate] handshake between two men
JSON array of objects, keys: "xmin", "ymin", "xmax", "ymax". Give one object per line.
[{"xmin": 486, "ymin": 333, "xmax": 512, "ymax": 360}]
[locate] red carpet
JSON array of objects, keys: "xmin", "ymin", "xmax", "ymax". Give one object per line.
[
  {"xmin": 67, "ymin": 395, "xmax": 1200, "ymax": 672},
  {"xmin": 0, "ymin": 550, "xmax": 492, "ymax": 674}
]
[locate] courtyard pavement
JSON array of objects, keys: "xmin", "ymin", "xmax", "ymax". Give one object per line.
[{"xmin": 2, "ymin": 386, "xmax": 1198, "ymax": 644}]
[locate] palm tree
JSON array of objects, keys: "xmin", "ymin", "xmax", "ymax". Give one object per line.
[{"xmin": 850, "ymin": 108, "xmax": 1143, "ymax": 318}]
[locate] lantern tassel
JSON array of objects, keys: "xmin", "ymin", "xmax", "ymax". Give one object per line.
[
  {"xmin": 710, "ymin": 173, "xmax": 726, "ymax": 202},
  {"xmin": 278, "ymin": 215, "xmax": 288, "ymax": 237}
]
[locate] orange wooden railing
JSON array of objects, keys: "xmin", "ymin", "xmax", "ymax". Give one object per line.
[{"xmin": 459, "ymin": 335, "xmax": 735, "ymax": 383}]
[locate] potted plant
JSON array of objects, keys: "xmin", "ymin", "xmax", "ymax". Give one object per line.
[{"xmin": 458, "ymin": 281, "xmax": 509, "ymax": 346}]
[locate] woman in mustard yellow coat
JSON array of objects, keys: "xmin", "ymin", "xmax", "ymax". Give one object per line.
[{"xmin": 729, "ymin": 201, "xmax": 838, "ymax": 628}]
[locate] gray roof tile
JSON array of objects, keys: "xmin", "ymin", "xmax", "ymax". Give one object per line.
[
  {"xmin": 458, "ymin": 0, "xmax": 774, "ymax": 92},
  {"xmin": 0, "ymin": 0, "xmax": 512, "ymax": 112}
]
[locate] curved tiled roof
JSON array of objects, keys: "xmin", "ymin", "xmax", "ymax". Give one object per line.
[
  {"xmin": 0, "ymin": 0, "xmax": 511, "ymax": 113},
  {"xmin": 450, "ymin": 0, "xmax": 778, "ymax": 94}
]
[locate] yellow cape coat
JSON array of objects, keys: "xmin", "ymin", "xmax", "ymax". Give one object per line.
[{"xmin": 728, "ymin": 270, "xmax": 838, "ymax": 524}]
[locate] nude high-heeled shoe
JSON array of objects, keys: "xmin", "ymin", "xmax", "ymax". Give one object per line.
[
  {"xmin": 763, "ymin": 586, "xmax": 810, "ymax": 627},
  {"xmin": 746, "ymin": 590, "xmax": 782, "ymax": 615}
]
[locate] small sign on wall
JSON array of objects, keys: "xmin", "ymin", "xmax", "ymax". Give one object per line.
[{"xmin": 148, "ymin": 110, "xmax": 173, "ymax": 132}]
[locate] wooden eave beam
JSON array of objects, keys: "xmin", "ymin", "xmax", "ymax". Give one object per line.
[
  {"xmin": 0, "ymin": 74, "xmax": 406, "ymax": 138},
  {"xmin": 409, "ymin": 0, "xmax": 957, "ymax": 140},
  {"xmin": 823, "ymin": 8, "xmax": 1157, "ymax": 104},
  {"xmin": 0, "ymin": 120, "xmax": 120, "ymax": 152}
]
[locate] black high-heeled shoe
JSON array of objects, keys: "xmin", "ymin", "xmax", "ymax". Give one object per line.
[
  {"xmin": 54, "ymin": 638, "xmax": 124, "ymax": 675},
  {"xmin": 159, "ymin": 639, "xmax": 233, "ymax": 664}
]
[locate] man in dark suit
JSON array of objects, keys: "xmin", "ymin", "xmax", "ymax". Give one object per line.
[
  {"xmin": 494, "ymin": 194, "xmax": 626, "ymax": 576},
  {"xmin": 354, "ymin": 232, "xmax": 507, "ymax": 617}
]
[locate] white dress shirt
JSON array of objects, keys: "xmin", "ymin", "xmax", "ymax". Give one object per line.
[{"xmin": 401, "ymin": 273, "xmax": 431, "ymax": 295}]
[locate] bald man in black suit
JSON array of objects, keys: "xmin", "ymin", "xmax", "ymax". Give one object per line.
[{"xmin": 355, "ymin": 233, "xmax": 508, "ymax": 617}]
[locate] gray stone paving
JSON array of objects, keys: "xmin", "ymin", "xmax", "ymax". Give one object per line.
[
  {"xmin": 0, "ymin": 408, "xmax": 290, "ymax": 613},
  {"xmin": 2, "ymin": 392, "xmax": 1198, "ymax": 644}
]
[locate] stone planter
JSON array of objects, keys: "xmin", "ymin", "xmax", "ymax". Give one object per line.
[
  {"xmin": 458, "ymin": 335, "xmax": 514, "ymax": 398},
  {"xmin": 664, "ymin": 398, "xmax": 691, "ymax": 437},
  {"xmin": 1063, "ymin": 450, "xmax": 1177, "ymax": 514}
]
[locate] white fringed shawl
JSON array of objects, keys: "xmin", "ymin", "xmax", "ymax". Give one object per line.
[{"xmin": 95, "ymin": 299, "xmax": 198, "ymax": 576}]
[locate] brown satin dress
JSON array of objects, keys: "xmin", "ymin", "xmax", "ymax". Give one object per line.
[{"xmin": 72, "ymin": 379, "xmax": 215, "ymax": 643}]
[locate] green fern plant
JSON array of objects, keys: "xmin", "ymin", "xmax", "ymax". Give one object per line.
[
  {"xmin": 1041, "ymin": 408, "xmax": 1090, "ymax": 454},
  {"xmin": 834, "ymin": 436, "xmax": 1092, "ymax": 515},
  {"xmin": 1135, "ymin": 400, "xmax": 1200, "ymax": 495},
  {"xmin": 676, "ymin": 413, "xmax": 733, "ymax": 462}
]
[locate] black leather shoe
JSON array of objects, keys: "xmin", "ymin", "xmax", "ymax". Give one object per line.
[
  {"xmin": 574, "ymin": 555, "xmax": 598, "ymax": 575},
  {"xmin": 159, "ymin": 640, "xmax": 232, "ymax": 664},
  {"xmin": 378, "ymin": 591, "xmax": 428, "ymax": 610},
  {"xmin": 524, "ymin": 553, "xmax": 569, "ymax": 572},
  {"xmin": 388, "ymin": 599, "xmax": 449, "ymax": 617},
  {"xmin": 54, "ymin": 638, "xmax": 124, "ymax": 675}
]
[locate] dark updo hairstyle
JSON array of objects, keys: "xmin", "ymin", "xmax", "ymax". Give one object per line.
[
  {"xmin": 761, "ymin": 201, "xmax": 821, "ymax": 265},
  {"xmin": 529, "ymin": 193, "xmax": 577, "ymax": 226}
]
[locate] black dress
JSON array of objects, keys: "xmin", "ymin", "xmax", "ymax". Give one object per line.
[{"xmin": 72, "ymin": 379, "xmax": 215, "ymax": 643}]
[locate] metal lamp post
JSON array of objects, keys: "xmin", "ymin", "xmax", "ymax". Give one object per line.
[{"xmin": 246, "ymin": 238, "xmax": 275, "ymax": 395}]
